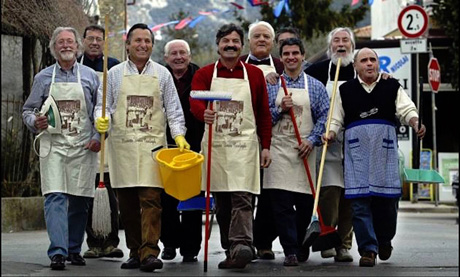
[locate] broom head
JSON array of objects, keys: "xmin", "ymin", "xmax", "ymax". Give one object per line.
[
  {"xmin": 302, "ymin": 216, "xmax": 321, "ymax": 249},
  {"xmin": 311, "ymin": 226, "xmax": 342, "ymax": 252}
]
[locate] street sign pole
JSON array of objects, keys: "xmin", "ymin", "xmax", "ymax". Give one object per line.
[{"xmin": 429, "ymin": 43, "xmax": 439, "ymax": 206}]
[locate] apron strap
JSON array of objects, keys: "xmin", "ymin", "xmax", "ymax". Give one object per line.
[{"xmin": 52, "ymin": 63, "xmax": 81, "ymax": 84}]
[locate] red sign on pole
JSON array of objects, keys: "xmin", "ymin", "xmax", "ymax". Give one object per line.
[{"xmin": 428, "ymin": 57, "xmax": 441, "ymax": 93}]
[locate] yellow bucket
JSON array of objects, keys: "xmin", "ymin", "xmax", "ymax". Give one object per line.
[{"xmin": 156, "ymin": 148, "xmax": 204, "ymax": 201}]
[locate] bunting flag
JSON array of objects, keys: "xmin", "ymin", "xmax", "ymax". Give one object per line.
[
  {"xmin": 230, "ymin": 2, "xmax": 245, "ymax": 9},
  {"xmin": 351, "ymin": 0, "xmax": 359, "ymax": 6},
  {"xmin": 247, "ymin": 0, "xmax": 269, "ymax": 6},
  {"xmin": 274, "ymin": 0, "xmax": 290, "ymax": 17},
  {"xmin": 151, "ymin": 20, "xmax": 179, "ymax": 32},
  {"xmin": 188, "ymin": 15, "xmax": 207, "ymax": 28},
  {"xmin": 175, "ymin": 17, "xmax": 192, "ymax": 30}
]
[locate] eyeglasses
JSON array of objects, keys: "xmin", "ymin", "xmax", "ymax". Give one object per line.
[
  {"xmin": 359, "ymin": 107, "xmax": 379, "ymax": 118},
  {"xmin": 86, "ymin": 36, "xmax": 104, "ymax": 42},
  {"xmin": 56, "ymin": 39, "xmax": 76, "ymax": 46}
]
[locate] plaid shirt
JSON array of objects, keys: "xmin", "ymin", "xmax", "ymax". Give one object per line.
[{"xmin": 267, "ymin": 72, "xmax": 329, "ymax": 146}]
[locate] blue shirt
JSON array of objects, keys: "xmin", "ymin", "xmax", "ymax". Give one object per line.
[{"xmin": 267, "ymin": 72, "xmax": 329, "ymax": 146}]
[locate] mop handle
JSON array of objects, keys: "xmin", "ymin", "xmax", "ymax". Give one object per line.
[
  {"xmin": 98, "ymin": 15, "xmax": 110, "ymax": 185},
  {"xmin": 204, "ymin": 101, "xmax": 213, "ymax": 272},
  {"xmin": 312, "ymin": 58, "xmax": 342, "ymax": 216}
]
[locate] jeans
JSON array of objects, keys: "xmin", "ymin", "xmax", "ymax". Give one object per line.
[
  {"xmin": 44, "ymin": 193, "xmax": 91, "ymax": 258},
  {"xmin": 351, "ymin": 196, "xmax": 398, "ymax": 255}
]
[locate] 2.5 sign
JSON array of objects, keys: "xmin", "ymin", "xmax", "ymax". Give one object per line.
[{"xmin": 397, "ymin": 5, "xmax": 429, "ymax": 38}]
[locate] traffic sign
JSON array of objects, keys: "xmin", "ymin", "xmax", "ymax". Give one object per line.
[
  {"xmin": 428, "ymin": 57, "xmax": 441, "ymax": 93},
  {"xmin": 400, "ymin": 38, "xmax": 427, "ymax": 53},
  {"xmin": 398, "ymin": 5, "xmax": 429, "ymax": 38}
]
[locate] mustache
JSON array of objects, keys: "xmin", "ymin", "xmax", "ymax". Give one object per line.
[{"xmin": 224, "ymin": 46, "xmax": 238, "ymax": 51}]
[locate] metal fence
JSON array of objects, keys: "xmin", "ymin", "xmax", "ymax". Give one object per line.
[{"xmin": 1, "ymin": 95, "xmax": 40, "ymax": 197}]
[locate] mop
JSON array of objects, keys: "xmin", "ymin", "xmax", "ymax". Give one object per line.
[
  {"xmin": 190, "ymin": 90, "xmax": 232, "ymax": 272},
  {"xmin": 92, "ymin": 16, "xmax": 111, "ymax": 237},
  {"xmin": 303, "ymin": 58, "xmax": 342, "ymax": 252}
]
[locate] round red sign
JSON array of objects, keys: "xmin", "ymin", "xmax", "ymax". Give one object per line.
[
  {"xmin": 398, "ymin": 5, "xmax": 429, "ymax": 38},
  {"xmin": 428, "ymin": 57, "xmax": 441, "ymax": 93}
]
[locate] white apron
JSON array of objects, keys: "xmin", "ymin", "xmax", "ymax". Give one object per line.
[
  {"xmin": 108, "ymin": 63, "xmax": 166, "ymax": 188},
  {"xmin": 264, "ymin": 73, "xmax": 316, "ymax": 194},
  {"xmin": 80, "ymin": 58, "xmax": 110, "ymax": 173},
  {"xmin": 317, "ymin": 61, "xmax": 356, "ymax": 188},
  {"xmin": 245, "ymin": 55, "xmax": 276, "ymax": 77},
  {"xmin": 201, "ymin": 61, "xmax": 260, "ymax": 193},
  {"xmin": 40, "ymin": 64, "xmax": 96, "ymax": 197}
]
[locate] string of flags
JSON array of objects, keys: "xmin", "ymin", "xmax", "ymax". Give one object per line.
[{"xmin": 109, "ymin": 0, "xmax": 371, "ymax": 38}]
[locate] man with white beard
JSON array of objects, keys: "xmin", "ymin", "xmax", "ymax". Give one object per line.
[{"xmin": 304, "ymin": 27, "xmax": 356, "ymax": 262}]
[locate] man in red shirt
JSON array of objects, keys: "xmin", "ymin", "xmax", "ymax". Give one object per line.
[{"xmin": 190, "ymin": 23, "xmax": 272, "ymax": 270}]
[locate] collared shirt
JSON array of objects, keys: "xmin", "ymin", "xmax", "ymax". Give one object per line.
[
  {"xmin": 22, "ymin": 60, "xmax": 100, "ymax": 140},
  {"xmin": 78, "ymin": 54, "xmax": 120, "ymax": 72},
  {"xmin": 267, "ymin": 72, "xmax": 330, "ymax": 146},
  {"xmin": 248, "ymin": 53, "xmax": 271, "ymax": 65},
  {"xmin": 94, "ymin": 58, "xmax": 186, "ymax": 138},
  {"xmin": 330, "ymin": 74, "xmax": 419, "ymax": 134}
]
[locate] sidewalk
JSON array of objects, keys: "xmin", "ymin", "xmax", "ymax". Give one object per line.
[{"xmin": 398, "ymin": 200, "xmax": 459, "ymax": 213}]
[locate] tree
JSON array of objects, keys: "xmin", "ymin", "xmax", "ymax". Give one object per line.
[{"xmin": 432, "ymin": 0, "xmax": 459, "ymax": 89}]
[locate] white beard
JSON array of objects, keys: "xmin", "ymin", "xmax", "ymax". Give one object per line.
[
  {"xmin": 331, "ymin": 52, "xmax": 354, "ymax": 67},
  {"xmin": 59, "ymin": 51, "xmax": 76, "ymax": 61}
]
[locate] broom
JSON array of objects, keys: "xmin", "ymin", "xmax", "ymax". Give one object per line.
[
  {"xmin": 92, "ymin": 15, "xmax": 111, "ymax": 237},
  {"xmin": 279, "ymin": 75, "xmax": 324, "ymax": 251},
  {"xmin": 304, "ymin": 58, "xmax": 342, "ymax": 252},
  {"xmin": 190, "ymin": 90, "xmax": 233, "ymax": 272}
]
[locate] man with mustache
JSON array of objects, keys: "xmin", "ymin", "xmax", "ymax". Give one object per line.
[
  {"xmin": 22, "ymin": 27, "xmax": 101, "ymax": 270},
  {"xmin": 303, "ymin": 27, "xmax": 356, "ymax": 262},
  {"xmin": 190, "ymin": 23, "xmax": 272, "ymax": 269},
  {"xmin": 160, "ymin": 39, "xmax": 204, "ymax": 263},
  {"xmin": 239, "ymin": 20, "xmax": 282, "ymax": 261},
  {"xmin": 324, "ymin": 47, "xmax": 425, "ymax": 267},
  {"xmin": 94, "ymin": 23, "xmax": 188, "ymax": 272},
  {"xmin": 77, "ymin": 24, "xmax": 123, "ymax": 260}
]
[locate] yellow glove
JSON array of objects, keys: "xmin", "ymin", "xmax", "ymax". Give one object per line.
[
  {"xmin": 174, "ymin": 135, "xmax": 190, "ymax": 152},
  {"xmin": 95, "ymin": 116, "xmax": 109, "ymax": 133}
]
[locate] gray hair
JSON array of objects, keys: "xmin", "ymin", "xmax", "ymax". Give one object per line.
[
  {"xmin": 326, "ymin": 27, "xmax": 355, "ymax": 59},
  {"xmin": 164, "ymin": 39, "xmax": 191, "ymax": 56},
  {"xmin": 49, "ymin": 27, "xmax": 83, "ymax": 59},
  {"xmin": 248, "ymin": 21, "xmax": 275, "ymax": 41}
]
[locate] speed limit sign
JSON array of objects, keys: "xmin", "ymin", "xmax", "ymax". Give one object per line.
[{"xmin": 397, "ymin": 5, "xmax": 429, "ymax": 38}]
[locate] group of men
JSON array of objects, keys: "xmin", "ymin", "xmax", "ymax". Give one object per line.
[{"xmin": 22, "ymin": 19, "xmax": 426, "ymax": 272}]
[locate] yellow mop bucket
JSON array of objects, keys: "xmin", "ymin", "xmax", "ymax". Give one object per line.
[{"xmin": 156, "ymin": 148, "xmax": 204, "ymax": 201}]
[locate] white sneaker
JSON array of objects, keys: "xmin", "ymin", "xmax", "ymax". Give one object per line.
[
  {"xmin": 321, "ymin": 248, "xmax": 337, "ymax": 258},
  {"xmin": 334, "ymin": 248, "xmax": 353, "ymax": 262}
]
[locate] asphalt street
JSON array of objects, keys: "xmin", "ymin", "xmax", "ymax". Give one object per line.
[{"xmin": 1, "ymin": 204, "xmax": 458, "ymax": 276}]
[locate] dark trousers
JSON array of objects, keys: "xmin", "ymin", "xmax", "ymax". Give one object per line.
[
  {"xmin": 85, "ymin": 172, "xmax": 120, "ymax": 248},
  {"xmin": 253, "ymin": 169, "xmax": 278, "ymax": 250},
  {"xmin": 116, "ymin": 187, "xmax": 162, "ymax": 261},
  {"xmin": 269, "ymin": 189, "xmax": 314, "ymax": 256},
  {"xmin": 351, "ymin": 196, "xmax": 398, "ymax": 255},
  {"xmin": 160, "ymin": 191, "xmax": 203, "ymax": 257}
]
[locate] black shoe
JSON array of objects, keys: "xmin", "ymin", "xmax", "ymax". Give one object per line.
[
  {"xmin": 50, "ymin": 254, "xmax": 66, "ymax": 270},
  {"xmin": 298, "ymin": 247, "xmax": 310, "ymax": 262},
  {"xmin": 182, "ymin": 255, "xmax": 198, "ymax": 262},
  {"xmin": 161, "ymin": 247, "xmax": 176, "ymax": 260},
  {"xmin": 140, "ymin": 255, "xmax": 163, "ymax": 272},
  {"xmin": 379, "ymin": 243, "xmax": 393, "ymax": 261},
  {"xmin": 66, "ymin": 253, "xmax": 86, "ymax": 266},
  {"xmin": 121, "ymin": 257, "xmax": 140, "ymax": 269}
]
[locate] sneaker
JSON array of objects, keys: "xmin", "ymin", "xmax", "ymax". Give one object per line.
[
  {"xmin": 283, "ymin": 254, "xmax": 298, "ymax": 266},
  {"xmin": 161, "ymin": 247, "xmax": 176, "ymax": 260},
  {"xmin": 359, "ymin": 251, "xmax": 376, "ymax": 267},
  {"xmin": 334, "ymin": 248, "xmax": 353, "ymax": 262},
  {"xmin": 83, "ymin": 247, "xmax": 101, "ymax": 258},
  {"xmin": 378, "ymin": 244, "xmax": 393, "ymax": 261},
  {"xmin": 321, "ymin": 248, "xmax": 337, "ymax": 258},
  {"xmin": 232, "ymin": 245, "xmax": 253, "ymax": 269},
  {"xmin": 257, "ymin": 249, "xmax": 275, "ymax": 260},
  {"xmin": 102, "ymin": 246, "xmax": 124, "ymax": 258}
]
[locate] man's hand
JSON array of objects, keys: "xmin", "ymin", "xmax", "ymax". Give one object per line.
[
  {"xmin": 95, "ymin": 116, "xmax": 109, "ymax": 133},
  {"xmin": 174, "ymin": 135, "xmax": 191, "ymax": 152},
  {"xmin": 204, "ymin": 109, "xmax": 216, "ymax": 125},
  {"xmin": 260, "ymin": 149, "xmax": 271, "ymax": 168},
  {"xmin": 295, "ymin": 139, "xmax": 314, "ymax": 159},
  {"xmin": 280, "ymin": 94, "xmax": 293, "ymax": 112},
  {"xmin": 84, "ymin": 139, "xmax": 101, "ymax": 152},
  {"xmin": 35, "ymin": 115, "xmax": 48, "ymax": 131},
  {"xmin": 265, "ymin": 72, "xmax": 279, "ymax": 85},
  {"xmin": 409, "ymin": 117, "xmax": 426, "ymax": 139},
  {"xmin": 381, "ymin": 72, "xmax": 393, "ymax": 80},
  {"xmin": 322, "ymin": 131, "xmax": 336, "ymax": 143}
]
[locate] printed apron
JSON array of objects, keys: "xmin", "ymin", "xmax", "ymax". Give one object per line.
[
  {"xmin": 245, "ymin": 55, "xmax": 276, "ymax": 77},
  {"xmin": 317, "ymin": 61, "xmax": 356, "ymax": 188},
  {"xmin": 263, "ymin": 73, "xmax": 316, "ymax": 194},
  {"xmin": 108, "ymin": 64, "xmax": 166, "ymax": 188},
  {"xmin": 201, "ymin": 61, "xmax": 260, "ymax": 193},
  {"xmin": 40, "ymin": 64, "xmax": 96, "ymax": 197}
]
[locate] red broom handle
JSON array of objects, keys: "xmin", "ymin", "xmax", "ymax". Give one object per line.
[
  {"xmin": 280, "ymin": 76, "xmax": 324, "ymax": 225},
  {"xmin": 204, "ymin": 101, "xmax": 213, "ymax": 272}
]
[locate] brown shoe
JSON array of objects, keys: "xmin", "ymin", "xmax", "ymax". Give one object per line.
[
  {"xmin": 283, "ymin": 254, "xmax": 298, "ymax": 266},
  {"xmin": 218, "ymin": 258, "xmax": 233, "ymax": 269},
  {"xmin": 359, "ymin": 251, "xmax": 376, "ymax": 267},
  {"xmin": 232, "ymin": 245, "xmax": 253, "ymax": 269},
  {"xmin": 379, "ymin": 244, "xmax": 393, "ymax": 261},
  {"xmin": 257, "ymin": 249, "xmax": 275, "ymax": 260},
  {"xmin": 139, "ymin": 255, "xmax": 163, "ymax": 272}
]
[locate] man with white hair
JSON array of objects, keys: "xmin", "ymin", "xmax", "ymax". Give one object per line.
[
  {"xmin": 22, "ymin": 26, "xmax": 101, "ymax": 270},
  {"xmin": 240, "ymin": 21, "xmax": 282, "ymax": 260},
  {"xmin": 160, "ymin": 39, "xmax": 204, "ymax": 263},
  {"xmin": 304, "ymin": 27, "xmax": 356, "ymax": 262}
]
